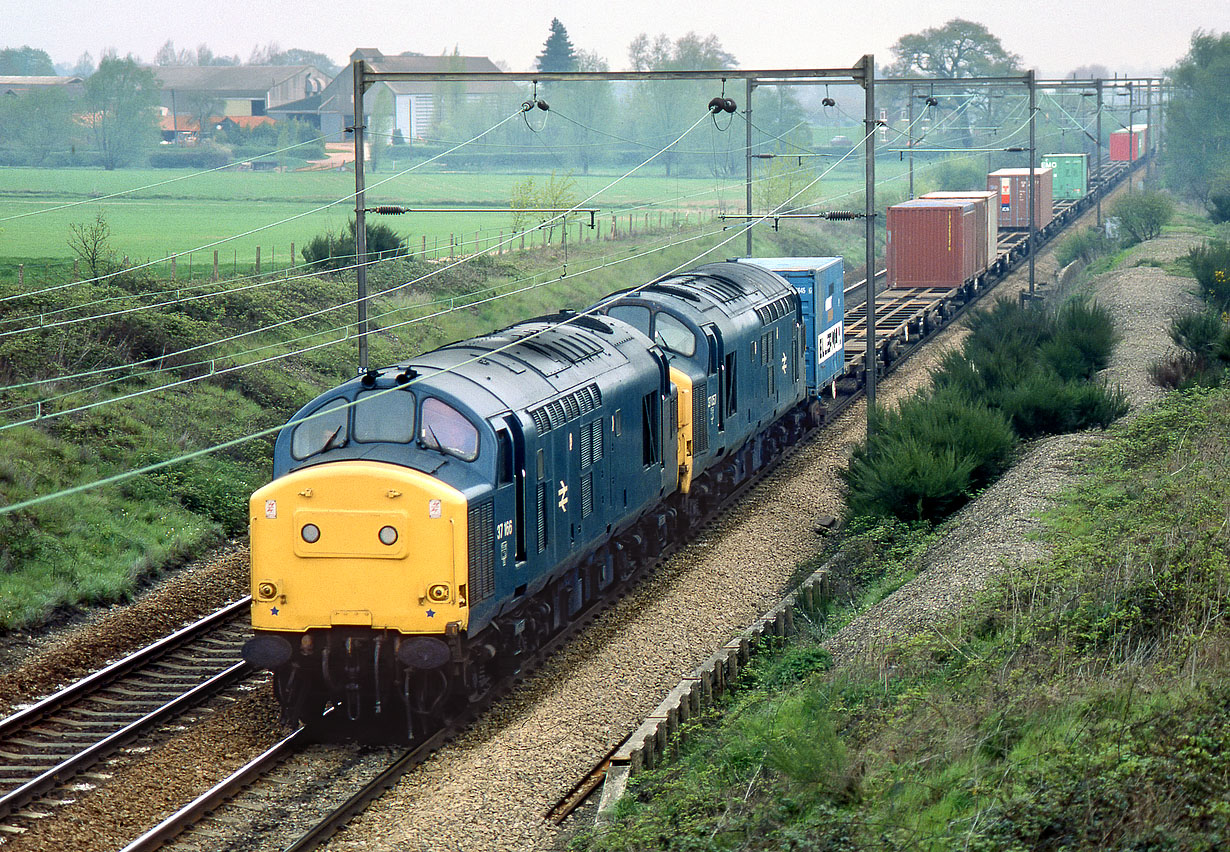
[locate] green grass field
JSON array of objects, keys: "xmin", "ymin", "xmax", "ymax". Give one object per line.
[{"xmin": 0, "ymin": 159, "xmax": 905, "ymax": 265}]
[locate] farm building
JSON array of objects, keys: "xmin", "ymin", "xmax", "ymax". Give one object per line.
[{"xmin": 309, "ymin": 49, "xmax": 513, "ymax": 142}]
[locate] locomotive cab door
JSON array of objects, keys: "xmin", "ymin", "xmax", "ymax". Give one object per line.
[
  {"xmin": 498, "ymin": 414, "xmax": 528, "ymax": 572},
  {"xmin": 703, "ymin": 325, "xmax": 724, "ymax": 436}
]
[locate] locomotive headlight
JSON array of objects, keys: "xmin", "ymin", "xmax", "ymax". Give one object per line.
[
  {"xmin": 427, "ymin": 583, "xmax": 450, "ymax": 602},
  {"xmin": 256, "ymin": 581, "xmax": 278, "ymax": 600},
  {"xmin": 301, "ymin": 523, "xmax": 321, "ymax": 544},
  {"xmin": 378, "ymin": 525, "xmax": 398, "ymax": 546}
]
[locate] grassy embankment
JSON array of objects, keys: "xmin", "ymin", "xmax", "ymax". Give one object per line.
[{"xmin": 574, "ymin": 214, "xmax": 1230, "ymax": 851}]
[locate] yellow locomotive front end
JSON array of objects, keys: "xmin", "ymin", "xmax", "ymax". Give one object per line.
[
  {"xmin": 249, "ymin": 460, "xmax": 469, "ymax": 634},
  {"xmin": 243, "ymin": 459, "xmax": 472, "ymax": 737}
]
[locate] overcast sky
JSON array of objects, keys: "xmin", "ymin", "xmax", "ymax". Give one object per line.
[{"xmin": 6, "ymin": 0, "xmax": 1223, "ymax": 77}]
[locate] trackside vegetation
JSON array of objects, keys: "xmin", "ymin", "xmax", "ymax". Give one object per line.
[
  {"xmin": 842, "ymin": 296, "xmax": 1127, "ymax": 521},
  {"xmin": 1151, "ymin": 238, "xmax": 1230, "ymax": 388},
  {"xmin": 574, "ymin": 384, "xmax": 1230, "ymax": 852}
]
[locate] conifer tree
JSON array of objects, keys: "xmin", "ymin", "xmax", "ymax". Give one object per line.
[{"xmin": 536, "ymin": 18, "xmax": 577, "ymax": 73}]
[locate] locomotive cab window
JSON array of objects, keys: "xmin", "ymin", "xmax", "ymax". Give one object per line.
[
  {"xmin": 608, "ymin": 304, "xmax": 650, "ymax": 336},
  {"xmin": 291, "ymin": 398, "xmax": 349, "ymax": 460},
  {"xmin": 653, "ymin": 313, "xmax": 697, "ymax": 358},
  {"xmin": 353, "ymin": 389, "xmax": 415, "ymax": 443},
  {"xmin": 420, "ymin": 397, "xmax": 479, "ymax": 461}
]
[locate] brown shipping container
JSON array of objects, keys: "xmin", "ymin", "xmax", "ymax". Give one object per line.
[
  {"xmin": 887, "ymin": 199, "xmax": 980, "ymax": 289},
  {"xmin": 920, "ymin": 190, "xmax": 996, "ymax": 270},
  {"xmin": 987, "ymin": 167, "xmax": 1053, "ymax": 229}
]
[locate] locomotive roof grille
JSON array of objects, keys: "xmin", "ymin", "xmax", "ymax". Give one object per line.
[
  {"xmin": 755, "ymin": 293, "xmax": 797, "ymax": 326},
  {"xmin": 528, "ymin": 383, "xmax": 603, "ymax": 435},
  {"xmin": 696, "ymin": 273, "xmax": 748, "ymax": 304}
]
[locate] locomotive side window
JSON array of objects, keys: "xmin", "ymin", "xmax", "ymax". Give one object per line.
[
  {"xmin": 608, "ymin": 304, "xmax": 650, "ymax": 336},
  {"xmin": 291, "ymin": 398, "xmax": 349, "ymax": 459},
  {"xmin": 653, "ymin": 313, "xmax": 697, "ymax": 357},
  {"xmin": 353, "ymin": 389, "xmax": 415, "ymax": 443},
  {"xmin": 420, "ymin": 397, "xmax": 479, "ymax": 461}
]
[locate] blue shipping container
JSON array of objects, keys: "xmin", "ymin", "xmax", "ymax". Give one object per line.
[{"xmin": 735, "ymin": 257, "xmax": 845, "ymax": 396}]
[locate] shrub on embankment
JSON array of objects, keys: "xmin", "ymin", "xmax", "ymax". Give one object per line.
[
  {"xmin": 842, "ymin": 296, "xmax": 1127, "ymax": 522},
  {"xmin": 1151, "ymin": 238, "xmax": 1230, "ymax": 389}
]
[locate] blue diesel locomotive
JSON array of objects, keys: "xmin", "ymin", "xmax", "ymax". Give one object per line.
[{"xmin": 241, "ymin": 259, "xmax": 844, "ymax": 737}]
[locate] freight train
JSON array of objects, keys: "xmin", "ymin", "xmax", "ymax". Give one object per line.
[{"xmin": 241, "ymin": 148, "xmax": 1141, "ymax": 739}]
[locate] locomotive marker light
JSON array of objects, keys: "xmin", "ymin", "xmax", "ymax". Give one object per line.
[
  {"xmin": 300, "ymin": 523, "xmax": 321, "ymax": 544},
  {"xmin": 379, "ymin": 525, "xmax": 398, "ymax": 545}
]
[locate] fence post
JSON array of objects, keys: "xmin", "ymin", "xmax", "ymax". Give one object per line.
[
  {"xmin": 290, "ymin": 242, "xmax": 295, "ymax": 269},
  {"xmin": 213, "ymin": 250, "xmax": 219, "ymax": 281},
  {"xmin": 73, "ymin": 258, "xmax": 79, "ymax": 277},
  {"xmin": 170, "ymin": 255, "xmax": 176, "ymax": 280},
  {"xmin": 256, "ymin": 246, "xmax": 261, "ymax": 274},
  {"xmin": 628, "ymin": 213, "xmax": 633, "ymax": 235},
  {"xmin": 18, "ymin": 264, "xmax": 22, "ymax": 288}
]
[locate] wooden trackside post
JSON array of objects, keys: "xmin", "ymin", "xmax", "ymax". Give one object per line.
[
  {"xmin": 256, "ymin": 246, "xmax": 261, "ymax": 274},
  {"xmin": 18, "ymin": 265, "xmax": 22, "ymax": 288},
  {"xmin": 290, "ymin": 242, "xmax": 295, "ymax": 269},
  {"xmin": 213, "ymin": 250, "xmax": 219, "ymax": 281},
  {"xmin": 170, "ymin": 255, "xmax": 176, "ymax": 280}
]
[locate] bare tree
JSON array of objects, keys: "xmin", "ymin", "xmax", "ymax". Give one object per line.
[{"xmin": 67, "ymin": 210, "xmax": 117, "ymax": 279}]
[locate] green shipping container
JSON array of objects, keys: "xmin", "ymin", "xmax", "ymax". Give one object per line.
[{"xmin": 1040, "ymin": 153, "xmax": 1088, "ymax": 199}]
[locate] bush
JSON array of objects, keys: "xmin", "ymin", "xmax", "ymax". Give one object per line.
[
  {"xmin": 847, "ymin": 296, "xmax": 1126, "ymax": 522},
  {"xmin": 1051, "ymin": 299, "xmax": 1120, "ymax": 377},
  {"xmin": 926, "ymin": 157, "xmax": 988, "ymax": 192},
  {"xmin": 1055, "ymin": 225, "xmax": 1113, "ymax": 267},
  {"xmin": 1170, "ymin": 309, "xmax": 1227, "ymax": 360},
  {"xmin": 844, "ymin": 392, "xmax": 1016, "ymax": 521},
  {"xmin": 147, "ymin": 142, "xmax": 233, "ymax": 169},
  {"xmin": 1185, "ymin": 239, "xmax": 1230, "ymax": 308},
  {"xmin": 1109, "ymin": 189, "xmax": 1174, "ymax": 245},
  {"xmin": 301, "ymin": 218, "xmax": 408, "ymax": 270}
]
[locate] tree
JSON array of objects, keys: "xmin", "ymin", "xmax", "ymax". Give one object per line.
[
  {"xmin": 887, "ymin": 19, "xmax": 1021, "ymax": 78},
  {"xmin": 154, "ymin": 39, "xmax": 194, "ymax": 66},
  {"xmin": 67, "ymin": 210, "xmax": 117, "ymax": 279},
  {"xmin": 246, "ymin": 42, "xmax": 337, "ymax": 73},
  {"xmin": 552, "ymin": 49, "xmax": 616, "ymax": 175},
  {"xmin": 1165, "ymin": 31, "xmax": 1230, "ymax": 220},
  {"xmin": 70, "ymin": 51, "xmax": 96, "ymax": 77},
  {"xmin": 1067, "ymin": 64, "xmax": 1110, "ymax": 80},
  {"xmin": 536, "ymin": 18, "xmax": 577, "ymax": 73},
  {"xmin": 0, "ymin": 46, "xmax": 55, "ymax": 76},
  {"xmin": 271, "ymin": 47, "xmax": 339, "ymax": 74},
  {"xmin": 886, "ymin": 19, "xmax": 1022, "ymax": 147},
  {"xmin": 510, "ymin": 171, "xmax": 577, "ymax": 243},
  {"xmin": 84, "ymin": 56, "xmax": 160, "ymax": 169},
  {"xmin": 0, "ymin": 87, "xmax": 75, "ymax": 165},
  {"xmin": 625, "ymin": 32, "xmax": 738, "ymax": 176},
  {"xmin": 194, "ymin": 44, "xmax": 240, "ymax": 67}
]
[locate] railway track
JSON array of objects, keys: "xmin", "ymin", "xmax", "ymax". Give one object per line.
[{"xmin": 0, "ymin": 599, "xmax": 253, "ymax": 837}]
